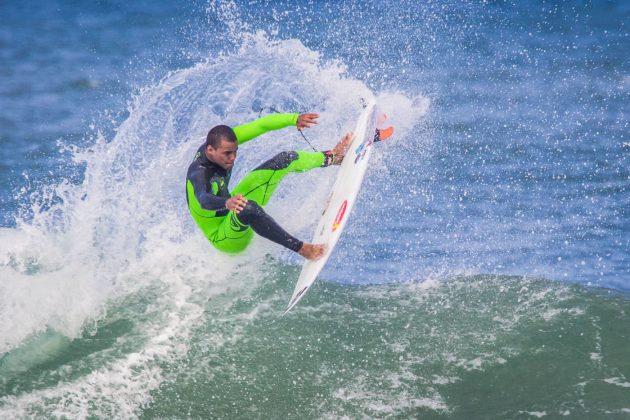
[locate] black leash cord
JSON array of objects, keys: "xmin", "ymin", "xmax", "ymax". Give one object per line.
[{"xmin": 258, "ymin": 106, "xmax": 317, "ymax": 151}]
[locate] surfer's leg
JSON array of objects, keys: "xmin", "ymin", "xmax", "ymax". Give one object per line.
[
  {"xmin": 210, "ymin": 149, "xmax": 321, "ymax": 254},
  {"xmin": 210, "ymin": 200, "xmax": 302, "ymax": 253},
  {"xmin": 231, "ymin": 150, "xmax": 325, "ymax": 206},
  {"xmin": 215, "ymin": 140, "xmax": 352, "ymax": 257},
  {"xmin": 213, "ymin": 205, "xmax": 325, "ymax": 258},
  {"xmin": 208, "ymin": 212, "xmax": 255, "ymax": 254},
  {"xmin": 216, "ymin": 151, "xmax": 325, "ymax": 254},
  {"xmin": 233, "ymin": 200, "xmax": 303, "ymax": 252}
]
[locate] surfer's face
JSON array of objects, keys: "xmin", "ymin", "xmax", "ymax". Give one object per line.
[{"xmin": 206, "ymin": 138, "xmax": 238, "ymax": 170}]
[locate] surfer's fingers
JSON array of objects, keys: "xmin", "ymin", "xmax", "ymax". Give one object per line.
[
  {"xmin": 297, "ymin": 113, "xmax": 320, "ymax": 129},
  {"xmin": 227, "ymin": 195, "xmax": 247, "ymax": 213},
  {"xmin": 302, "ymin": 112, "xmax": 320, "ymax": 120}
]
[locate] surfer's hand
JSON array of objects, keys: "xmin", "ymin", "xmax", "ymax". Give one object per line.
[
  {"xmin": 297, "ymin": 113, "xmax": 319, "ymax": 131},
  {"xmin": 226, "ymin": 194, "xmax": 248, "ymax": 214}
]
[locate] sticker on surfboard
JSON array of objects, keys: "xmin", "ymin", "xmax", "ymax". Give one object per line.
[{"xmin": 332, "ymin": 200, "xmax": 348, "ymax": 232}]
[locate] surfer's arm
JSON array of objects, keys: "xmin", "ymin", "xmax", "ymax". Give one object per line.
[
  {"xmin": 195, "ymin": 190, "xmax": 227, "ymax": 211},
  {"xmin": 187, "ymin": 166, "xmax": 228, "ymax": 211},
  {"xmin": 233, "ymin": 113, "xmax": 298, "ymax": 144}
]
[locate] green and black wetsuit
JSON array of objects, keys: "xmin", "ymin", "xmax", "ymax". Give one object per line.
[{"xmin": 186, "ymin": 113, "xmax": 330, "ymax": 254}]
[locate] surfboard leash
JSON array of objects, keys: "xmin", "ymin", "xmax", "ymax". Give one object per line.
[{"xmin": 258, "ymin": 106, "xmax": 318, "ymax": 152}]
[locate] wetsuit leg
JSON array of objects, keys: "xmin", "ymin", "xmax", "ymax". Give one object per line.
[
  {"xmin": 232, "ymin": 150, "xmax": 325, "ymax": 205},
  {"xmin": 233, "ymin": 200, "xmax": 303, "ymax": 252},
  {"xmin": 212, "ymin": 150, "xmax": 325, "ymax": 253},
  {"xmin": 207, "ymin": 211, "xmax": 255, "ymax": 254}
]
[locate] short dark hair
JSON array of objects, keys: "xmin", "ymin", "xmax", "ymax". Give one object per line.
[{"xmin": 206, "ymin": 125, "xmax": 237, "ymax": 148}]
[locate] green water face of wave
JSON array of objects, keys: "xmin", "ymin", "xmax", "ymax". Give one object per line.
[
  {"xmin": 2, "ymin": 272, "xmax": 629, "ymax": 418},
  {"xmin": 144, "ymin": 272, "xmax": 630, "ymax": 419}
]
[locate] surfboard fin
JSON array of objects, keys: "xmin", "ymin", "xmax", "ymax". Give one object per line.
[{"xmin": 374, "ymin": 126, "xmax": 394, "ymax": 142}]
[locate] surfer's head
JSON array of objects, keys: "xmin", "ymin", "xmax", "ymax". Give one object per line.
[
  {"xmin": 206, "ymin": 125, "xmax": 237, "ymax": 148},
  {"xmin": 205, "ymin": 125, "xmax": 238, "ymax": 170}
]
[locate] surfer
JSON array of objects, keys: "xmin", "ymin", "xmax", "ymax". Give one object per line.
[{"xmin": 186, "ymin": 112, "xmax": 353, "ymax": 260}]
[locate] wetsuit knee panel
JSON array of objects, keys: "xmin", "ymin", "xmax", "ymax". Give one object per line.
[
  {"xmin": 254, "ymin": 151, "xmax": 299, "ymax": 171},
  {"xmin": 235, "ymin": 199, "xmax": 263, "ymax": 224}
]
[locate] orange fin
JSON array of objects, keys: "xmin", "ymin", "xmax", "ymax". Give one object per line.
[{"xmin": 376, "ymin": 126, "xmax": 394, "ymax": 142}]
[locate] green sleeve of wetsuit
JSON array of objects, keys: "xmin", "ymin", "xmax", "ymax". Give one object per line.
[{"xmin": 233, "ymin": 113, "xmax": 299, "ymax": 145}]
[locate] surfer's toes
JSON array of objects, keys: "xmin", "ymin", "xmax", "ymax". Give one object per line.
[
  {"xmin": 298, "ymin": 243, "xmax": 327, "ymax": 260},
  {"xmin": 332, "ymin": 131, "xmax": 353, "ymax": 165}
]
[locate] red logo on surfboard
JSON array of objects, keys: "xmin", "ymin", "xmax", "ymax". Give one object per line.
[{"xmin": 332, "ymin": 200, "xmax": 348, "ymax": 232}]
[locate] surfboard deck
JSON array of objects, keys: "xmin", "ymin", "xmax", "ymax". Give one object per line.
[{"xmin": 284, "ymin": 99, "xmax": 393, "ymax": 314}]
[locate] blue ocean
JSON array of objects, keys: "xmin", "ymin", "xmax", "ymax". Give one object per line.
[{"xmin": 1, "ymin": 0, "xmax": 629, "ymax": 417}]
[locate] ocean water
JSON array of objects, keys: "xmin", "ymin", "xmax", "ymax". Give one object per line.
[{"xmin": 1, "ymin": 0, "xmax": 629, "ymax": 418}]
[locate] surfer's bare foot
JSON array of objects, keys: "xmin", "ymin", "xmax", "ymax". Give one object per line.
[
  {"xmin": 332, "ymin": 131, "xmax": 353, "ymax": 165},
  {"xmin": 298, "ymin": 243, "xmax": 327, "ymax": 260}
]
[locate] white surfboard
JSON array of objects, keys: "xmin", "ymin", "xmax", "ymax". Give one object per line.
[{"xmin": 285, "ymin": 99, "xmax": 392, "ymax": 314}]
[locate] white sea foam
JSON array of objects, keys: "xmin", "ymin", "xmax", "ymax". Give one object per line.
[
  {"xmin": 519, "ymin": 411, "xmax": 547, "ymax": 418},
  {"xmin": 330, "ymin": 372, "xmax": 450, "ymax": 416},
  {"xmin": 603, "ymin": 377, "xmax": 630, "ymax": 388}
]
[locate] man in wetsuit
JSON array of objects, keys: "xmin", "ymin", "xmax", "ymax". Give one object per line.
[{"xmin": 186, "ymin": 112, "xmax": 352, "ymax": 260}]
